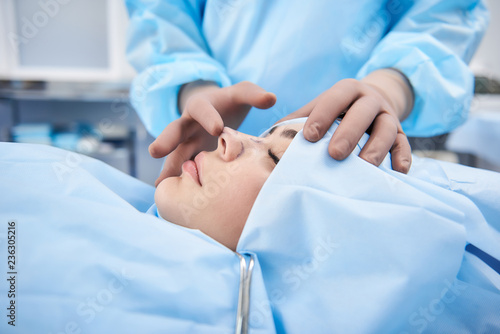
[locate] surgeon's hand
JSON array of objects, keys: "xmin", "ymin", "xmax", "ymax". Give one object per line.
[
  {"xmin": 149, "ymin": 80, "xmax": 276, "ymax": 186},
  {"xmin": 278, "ymin": 68, "xmax": 414, "ymax": 173}
]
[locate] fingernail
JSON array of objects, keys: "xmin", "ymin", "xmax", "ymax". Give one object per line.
[
  {"xmin": 398, "ymin": 158, "xmax": 411, "ymax": 174},
  {"xmin": 364, "ymin": 153, "xmax": 382, "ymax": 166},
  {"xmin": 148, "ymin": 145, "xmax": 156, "ymax": 156},
  {"xmin": 264, "ymin": 92, "xmax": 276, "ymax": 107},
  {"xmin": 332, "ymin": 139, "xmax": 349, "ymax": 159},
  {"xmin": 305, "ymin": 124, "xmax": 320, "ymax": 141},
  {"xmin": 211, "ymin": 122, "xmax": 223, "ymax": 136}
]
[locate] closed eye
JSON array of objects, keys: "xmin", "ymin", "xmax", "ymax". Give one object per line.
[{"xmin": 268, "ymin": 149, "xmax": 280, "ymax": 165}]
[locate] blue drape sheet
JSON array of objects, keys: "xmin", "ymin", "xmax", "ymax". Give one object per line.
[{"xmin": 0, "ymin": 119, "xmax": 499, "ymax": 333}]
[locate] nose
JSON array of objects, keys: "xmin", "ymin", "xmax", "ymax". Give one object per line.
[{"xmin": 217, "ymin": 127, "xmax": 244, "ymax": 161}]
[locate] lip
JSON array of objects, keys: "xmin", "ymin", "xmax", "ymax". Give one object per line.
[
  {"xmin": 181, "ymin": 152, "xmax": 204, "ymax": 186},
  {"xmin": 194, "ymin": 152, "xmax": 204, "ymax": 185},
  {"xmin": 181, "ymin": 159, "xmax": 201, "ymax": 186}
]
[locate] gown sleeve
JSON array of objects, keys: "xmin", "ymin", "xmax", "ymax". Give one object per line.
[
  {"xmin": 125, "ymin": 0, "xmax": 232, "ymax": 137},
  {"xmin": 356, "ymin": 0, "xmax": 489, "ymax": 137}
]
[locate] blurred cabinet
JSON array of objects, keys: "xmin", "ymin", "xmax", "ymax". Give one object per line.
[{"xmin": 0, "ymin": 81, "xmax": 163, "ymax": 185}]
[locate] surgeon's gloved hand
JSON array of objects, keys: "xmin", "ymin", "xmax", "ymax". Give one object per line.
[
  {"xmin": 279, "ymin": 68, "xmax": 414, "ymax": 174},
  {"xmin": 149, "ymin": 80, "xmax": 276, "ymax": 187}
]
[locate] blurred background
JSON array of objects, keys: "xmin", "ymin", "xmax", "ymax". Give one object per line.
[{"xmin": 0, "ymin": 0, "xmax": 499, "ymax": 186}]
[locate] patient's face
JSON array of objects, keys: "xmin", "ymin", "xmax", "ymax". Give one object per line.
[{"xmin": 155, "ymin": 123, "xmax": 303, "ymax": 250}]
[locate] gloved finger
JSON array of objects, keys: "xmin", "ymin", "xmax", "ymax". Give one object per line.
[
  {"xmin": 327, "ymin": 95, "xmax": 380, "ymax": 159},
  {"xmin": 149, "ymin": 117, "xmax": 193, "ymax": 159},
  {"xmin": 185, "ymin": 97, "xmax": 224, "ymax": 136},
  {"xmin": 303, "ymin": 80, "xmax": 360, "ymax": 142},
  {"xmin": 275, "ymin": 97, "xmax": 317, "ymax": 124},
  {"xmin": 154, "ymin": 141, "xmax": 198, "ymax": 187},
  {"xmin": 390, "ymin": 131, "xmax": 412, "ymax": 174},
  {"xmin": 358, "ymin": 112, "xmax": 398, "ymax": 167},
  {"xmin": 150, "ymin": 97, "xmax": 225, "ymax": 159},
  {"xmin": 232, "ymin": 81, "xmax": 277, "ymax": 109}
]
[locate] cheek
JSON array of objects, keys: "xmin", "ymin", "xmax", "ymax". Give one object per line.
[
  {"xmin": 215, "ymin": 169, "xmax": 269, "ymax": 216},
  {"xmin": 199, "ymin": 163, "xmax": 270, "ymax": 217},
  {"xmin": 155, "ymin": 177, "xmax": 196, "ymax": 227},
  {"xmin": 196, "ymin": 170, "xmax": 269, "ymax": 250},
  {"xmin": 154, "ymin": 179, "xmax": 176, "ymax": 219},
  {"xmin": 154, "ymin": 160, "xmax": 272, "ymax": 250}
]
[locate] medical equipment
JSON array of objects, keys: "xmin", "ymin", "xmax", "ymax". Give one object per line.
[
  {"xmin": 446, "ymin": 95, "xmax": 500, "ymax": 171},
  {"xmin": 0, "ymin": 0, "xmax": 134, "ymax": 82},
  {"xmin": 235, "ymin": 253, "xmax": 255, "ymax": 334}
]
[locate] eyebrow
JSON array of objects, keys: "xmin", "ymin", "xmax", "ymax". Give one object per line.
[
  {"xmin": 268, "ymin": 126, "xmax": 278, "ymax": 135},
  {"xmin": 266, "ymin": 126, "xmax": 298, "ymax": 140},
  {"xmin": 280, "ymin": 128, "xmax": 298, "ymax": 139}
]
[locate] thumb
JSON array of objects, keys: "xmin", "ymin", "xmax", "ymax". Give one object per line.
[
  {"xmin": 232, "ymin": 81, "xmax": 277, "ymax": 109},
  {"xmin": 154, "ymin": 143, "xmax": 196, "ymax": 186},
  {"xmin": 154, "ymin": 149, "xmax": 185, "ymax": 187}
]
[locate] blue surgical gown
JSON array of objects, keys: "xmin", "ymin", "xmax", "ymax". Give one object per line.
[{"xmin": 125, "ymin": 0, "xmax": 489, "ymax": 138}]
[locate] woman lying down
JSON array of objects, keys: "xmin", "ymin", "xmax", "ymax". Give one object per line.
[
  {"xmin": 152, "ymin": 121, "xmax": 303, "ymax": 251},
  {"xmin": 0, "ymin": 118, "xmax": 499, "ymax": 334}
]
